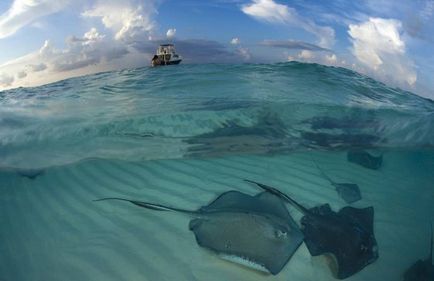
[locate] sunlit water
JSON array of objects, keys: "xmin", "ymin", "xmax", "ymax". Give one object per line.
[{"xmin": 1, "ymin": 63, "xmax": 433, "ymax": 281}]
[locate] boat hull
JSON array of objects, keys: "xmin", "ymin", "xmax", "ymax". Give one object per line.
[
  {"xmin": 152, "ymin": 59, "xmax": 182, "ymax": 66},
  {"xmin": 165, "ymin": 59, "xmax": 182, "ymax": 65}
]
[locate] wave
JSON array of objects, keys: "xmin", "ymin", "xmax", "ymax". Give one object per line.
[{"xmin": 1, "ymin": 62, "xmax": 433, "ymax": 169}]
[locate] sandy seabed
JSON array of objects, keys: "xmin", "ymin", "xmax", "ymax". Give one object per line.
[{"xmin": 1, "ymin": 150, "xmax": 433, "ymax": 281}]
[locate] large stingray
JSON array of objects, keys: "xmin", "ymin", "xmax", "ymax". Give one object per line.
[
  {"xmin": 95, "ymin": 190, "xmax": 304, "ymax": 275},
  {"xmin": 403, "ymin": 224, "xmax": 433, "ymax": 281},
  {"xmin": 314, "ymin": 162, "xmax": 361, "ymax": 204},
  {"xmin": 245, "ymin": 180, "xmax": 379, "ymax": 279}
]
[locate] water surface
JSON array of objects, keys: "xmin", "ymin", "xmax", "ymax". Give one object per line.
[{"xmin": 1, "ymin": 63, "xmax": 433, "ymax": 281}]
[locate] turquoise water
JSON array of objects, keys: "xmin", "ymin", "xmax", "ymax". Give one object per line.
[{"xmin": 1, "ymin": 63, "xmax": 433, "ymax": 281}]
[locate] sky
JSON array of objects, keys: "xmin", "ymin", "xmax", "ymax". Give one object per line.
[{"xmin": 0, "ymin": 0, "xmax": 433, "ymax": 99}]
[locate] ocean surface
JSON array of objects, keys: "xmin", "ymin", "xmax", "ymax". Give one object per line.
[{"xmin": 1, "ymin": 62, "xmax": 433, "ymax": 281}]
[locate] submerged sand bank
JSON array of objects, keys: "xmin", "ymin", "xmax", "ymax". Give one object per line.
[{"xmin": 1, "ymin": 151, "xmax": 433, "ymax": 281}]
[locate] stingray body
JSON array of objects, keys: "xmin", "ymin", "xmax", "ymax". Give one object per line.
[
  {"xmin": 314, "ymin": 162, "xmax": 361, "ymax": 204},
  {"xmin": 404, "ymin": 260, "xmax": 434, "ymax": 281},
  {"xmin": 403, "ymin": 224, "xmax": 433, "ymax": 281},
  {"xmin": 245, "ymin": 180, "xmax": 378, "ymax": 279},
  {"xmin": 95, "ymin": 190, "xmax": 303, "ymax": 275},
  {"xmin": 347, "ymin": 150, "xmax": 382, "ymax": 170}
]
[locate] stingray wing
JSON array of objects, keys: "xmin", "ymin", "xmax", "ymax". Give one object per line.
[
  {"xmin": 338, "ymin": 206, "xmax": 375, "ymax": 234},
  {"xmin": 302, "ymin": 205, "xmax": 378, "ymax": 279},
  {"xmin": 200, "ymin": 190, "xmax": 295, "ymax": 222},
  {"xmin": 254, "ymin": 191, "xmax": 297, "ymax": 220},
  {"xmin": 301, "ymin": 204, "xmax": 338, "ymax": 256},
  {"xmin": 334, "ymin": 206, "xmax": 378, "ymax": 279},
  {"xmin": 200, "ymin": 191, "xmax": 258, "ymax": 212},
  {"xmin": 189, "ymin": 212, "xmax": 304, "ymax": 275}
]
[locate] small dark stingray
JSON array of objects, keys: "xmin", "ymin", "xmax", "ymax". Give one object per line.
[
  {"xmin": 403, "ymin": 224, "xmax": 433, "ymax": 281},
  {"xmin": 17, "ymin": 168, "xmax": 45, "ymax": 180},
  {"xmin": 314, "ymin": 162, "xmax": 361, "ymax": 204},
  {"xmin": 347, "ymin": 150, "xmax": 382, "ymax": 170},
  {"xmin": 245, "ymin": 180, "xmax": 379, "ymax": 279},
  {"xmin": 95, "ymin": 190, "xmax": 304, "ymax": 275}
]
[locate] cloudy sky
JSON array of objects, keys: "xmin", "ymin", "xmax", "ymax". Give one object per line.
[{"xmin": 0, "ymin": 0, "xmax": 433, "ymax": 98}]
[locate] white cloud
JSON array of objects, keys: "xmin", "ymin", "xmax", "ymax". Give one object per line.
[
  {"xmin": 31, "ymin": 21, "xmax": 46, "ymax": 30},
  {"xmin": 286, "ymin": 50, "xmax": 340, "ymax": 66},
  {"xmin": 298, "ymin": 50, "xmax": 314, "ymax": 60},
  {"xmin": 241, "ymin": 0, "xmax": 335, "ymax": 48},
  {"xmin": 236, "ymin": 47, "xmax": 251, "ymax": 60},
  {"xmin": 67, "ymin": 28, "xmax": 105, "ymax": 46},
  {"xmin": 27, "ymin": 62, "xmax": 47, "ymax": 72},
  {"xmin": 324, "ymin": 53, "xmax": 337, "ymax": 64},
  {"xmin": 16, "ymin": 70, "xmax": 27, "ymax": 79},
  {"xmin": 0, "ymin": 27, "xmax": 140, "ymax": 89},
  {"xmin": 84, "ymin": 27, "xmax": 105, "ymax": 42},
  {"xmin": 230, "ymin": 37, "xmax": 240, "ymax": 45},
  {"xmin": 0, "ymin": 1, "xmax": 163, "ymax": 90},
  {"xmin": 349, "ymin": 18, "xmax": 404, "ymax": 69},
  {"xmin": 348, "ymin": 18, "xmax": 417, "ymax": 86},
  {"xmin": 242, "ymin": 0, "xmax": 290, "ymax": 24},
  {"xmin": 228, "ymin": 37, "xmax": 249, "ymax": 60},
  {"xmin": 82, "ymin": 0, "xmax": 157, "ymax": 42},
  {"xmin": 166, "ymin": 28, "xmax": 176, "ymax": 39},
  {"xmin": 39, "ymin": 39, "xmax": 53, "ymax": 58},
  {"xmin": 0, "ymin": 0, "xmax": 70, "ymax": 39},
  {"xmin": 50, "ymin": 28, "xmax": 129, "ymax": 72},
  {"xmin": 0, "ymin": 73, "xmax": 14, "ymax": 86}
]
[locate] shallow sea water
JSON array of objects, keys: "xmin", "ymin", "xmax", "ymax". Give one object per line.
[{"xmin": 1, "ymin": 63, "xmax": 433, "ymax": 281}]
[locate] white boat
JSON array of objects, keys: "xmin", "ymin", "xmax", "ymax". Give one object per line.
[{"xmin": 151, "ymin": 44, "xmax": 182, "ymax": 66}]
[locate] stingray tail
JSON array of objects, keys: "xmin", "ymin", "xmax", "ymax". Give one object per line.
[
  {"xmin": 313, "ymin": 161, "xmax": 335, "ymax": 185},
  {"xmin": 93, "ymin": 197, "xmax": 196, "ymax": 215},
  {"xmin": 244, "ymin": 179, "xmax": 309, "ymax": 214}
]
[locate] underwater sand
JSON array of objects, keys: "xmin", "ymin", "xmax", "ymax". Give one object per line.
[{"xmin": 1, "ymin": 150, "xmax": 433, "ymax": 281}]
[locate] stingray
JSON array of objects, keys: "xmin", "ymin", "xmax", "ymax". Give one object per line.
[
  {"xmin": 95, "ymin": 190, "xmax": 304, "ymax": 275},
  {"xmin": 16, "ymin": 168, "xmax": 45, "ymax": 180},
  {"xmin": 187, "ymin": 112, "xmax": 287, "ymax": 141},
  {"xmin": 347, "ymin": 150, "xmax": 382, "ymax": 170},
  {"xmin": 185, "ymin": 112, "xmax": 288, "ymax": 157},
  {"xmin": 403, "ymin": 224, "xmax": 433, "ymax": 281},
  {"xmin": 314, "ymin": 162, "xmax": 361, "ymax": 204},
  {"xmin": 245, "ymin": 180, "xmax": 378, "ymax": 279}
]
